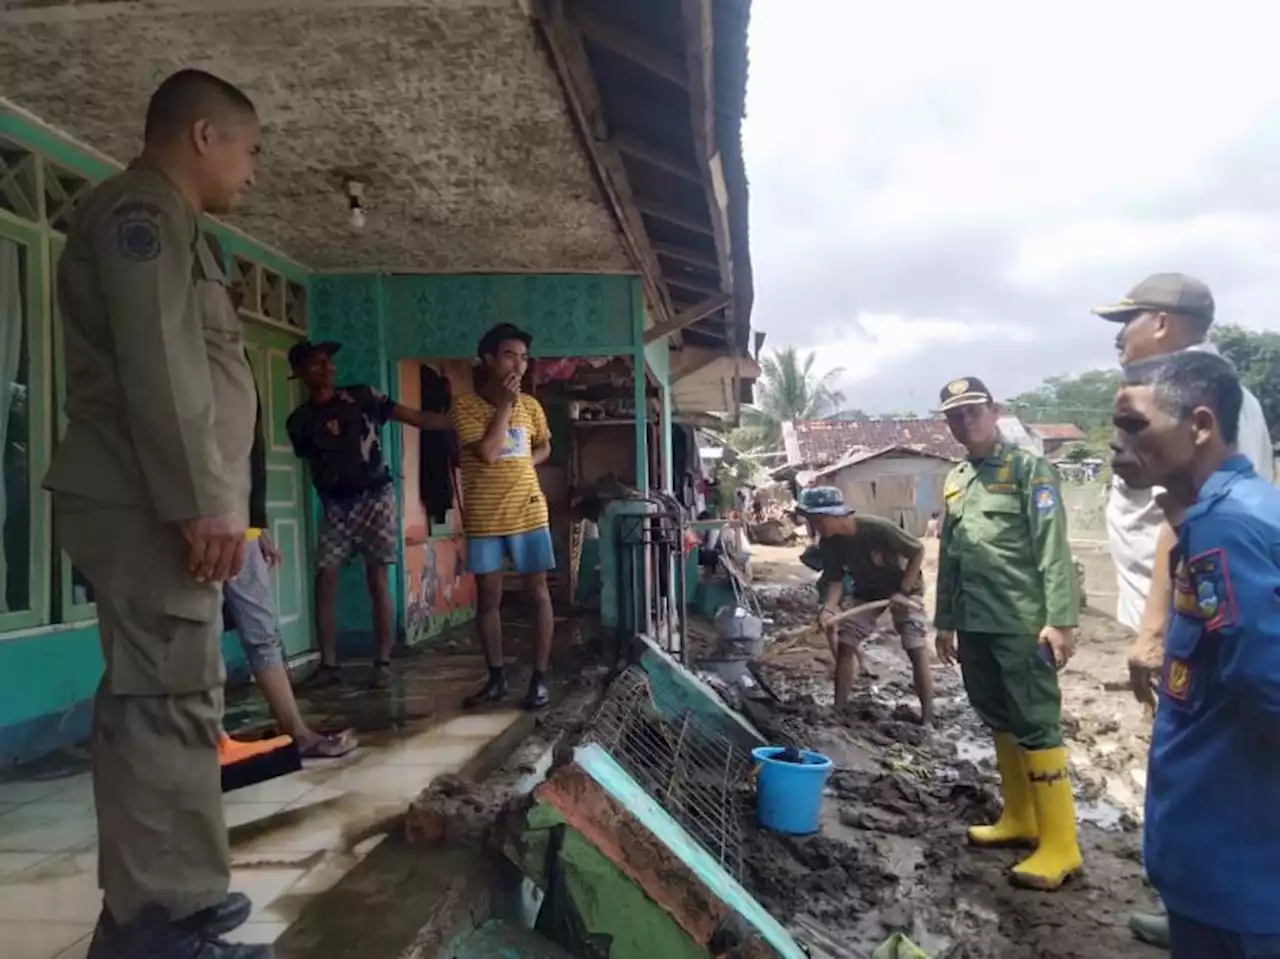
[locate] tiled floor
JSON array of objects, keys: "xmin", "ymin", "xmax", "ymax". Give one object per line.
[{"xmin": 0, "ymin": 707, "xmax": 523, "ymax": 959}]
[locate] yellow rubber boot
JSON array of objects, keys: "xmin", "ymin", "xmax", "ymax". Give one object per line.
[
  {"xmin": 217, "ymin": 732, "xmax": 294, "ymax": 767},
  {"xmin": 1011, "ymin": 746, "xmax": 1083, "ymax": 890},
  {"xmin": 968, "ymin": 732, "xmax": 1038, "ymax": 847}
]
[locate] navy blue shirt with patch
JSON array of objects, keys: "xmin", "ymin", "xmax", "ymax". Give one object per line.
[
  {"xmin": 1144, "ymin": 455, "xmax": 1280, "ymax": 935},
  {"xmin": 286, "ymin": 386, "xmax": 395, "ymax": 502}
]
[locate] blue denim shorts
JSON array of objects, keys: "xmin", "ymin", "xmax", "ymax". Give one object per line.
[
  {"xmin": 466, "ymin": 526, "xmax": 556, "ymax": 576},
  {"xmin": 224, "ymin": 538, "xmax": 284, "ymax": 672}
]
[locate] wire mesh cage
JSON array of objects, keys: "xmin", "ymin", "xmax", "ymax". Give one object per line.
[{"xmin": 581, "ymin": 666, "xmax": 751, "ymax": 879}]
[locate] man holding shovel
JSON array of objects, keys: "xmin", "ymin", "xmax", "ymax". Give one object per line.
[{"xmin": 796, "ymin": 487, "xmax": 934, "ymax": 725}]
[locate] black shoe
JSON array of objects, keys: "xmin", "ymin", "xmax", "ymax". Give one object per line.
[
  {"xmin": 90, "ymin": 894, "xmax": 253, "ymax": 958},
  {"xmin": 308, "ymin": 664, "xmax": 343, "ymax": 689},
  {"xmin": 523, "ymin": 676, "xmax": 550, "ymax": 711},
  {"xmin": 463, "ymin": 675, "xmax": 508, "ymax": 708},
  {"xmin": 95, "ymin": 904, "xmax": 274, "ymax": 958}
]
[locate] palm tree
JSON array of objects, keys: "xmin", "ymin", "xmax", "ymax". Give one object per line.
[{"xmin": 733, "ymin": 347, "xmax": 845, "ymax": 451}]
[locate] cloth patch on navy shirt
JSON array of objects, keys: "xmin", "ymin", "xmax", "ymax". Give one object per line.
[
  {"xmin": 1032, "ymin": 485, "xmax": 1057, "ymax": 513},
  {"xmin": 1184, "ymin": 548, "xmax": 1236, "ymax": 630},
  {"xmin": 1164, "ymin": 657, "xmax": 1192, "ymax": 701}
]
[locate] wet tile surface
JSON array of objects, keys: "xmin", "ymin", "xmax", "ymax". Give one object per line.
[{"xmin": 0, "ymin": 632, "xmax": 540, "ymax": 957}]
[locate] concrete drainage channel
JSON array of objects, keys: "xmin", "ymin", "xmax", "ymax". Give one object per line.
[{"xmin": 273, "ymin": 641, "xmax": 804, "ymax": 959}]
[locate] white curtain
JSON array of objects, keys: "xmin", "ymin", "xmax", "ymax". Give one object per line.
[{"xmin": 0, "ymin": 239, "xmax": 23, "ymax": 614}]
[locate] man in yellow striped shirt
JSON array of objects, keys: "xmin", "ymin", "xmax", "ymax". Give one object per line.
[{"xmin": 453, "ymin": 324, "xmax": 555, "ymax": 710}]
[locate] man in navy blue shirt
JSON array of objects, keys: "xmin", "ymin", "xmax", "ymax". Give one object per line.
[{"xmin": 1110, "ymin": 349, "xmax": 1280, "ymax": 959}]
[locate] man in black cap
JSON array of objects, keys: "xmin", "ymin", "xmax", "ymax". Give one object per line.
[
  {"xmin": 452, "ymin": 323, "xmax": 556, "ymax": 710},
  {"xmin": 1094, "ymin": 274, "xmax": 1275, "ymax": 948},
  {"xmin": 285, "ymin": 340, "xmax": 452, "ymax": 689}
]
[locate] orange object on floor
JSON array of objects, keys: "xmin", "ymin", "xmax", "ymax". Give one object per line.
[{"xmin": 217, "ymin": 731, "xmax": 295, "ymax": 767}]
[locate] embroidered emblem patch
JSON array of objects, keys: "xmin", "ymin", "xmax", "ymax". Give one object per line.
[
  {"xmin": 946, "ymin": 378, "xmax": 970, "ymax": 396},
  {"xmin": 1172, "ymin": 559, "xmax": 1198, "ymax": 617},
  {"xmin": 1165, "ymin": 658, "xmax": 1191, "ymax": 701},
  {"xmin": 1033, "ymin": 485, "xmax": 1057, "ymax": 513},
  {"xmin": 325, "ymin": 419, "xmax": 340, "ymax": 436},
  {"xmin": 1188, "ymin": 548, "xmax": 1233, "ymax": 630},
  {"xmin": 116, "ymin": 216, "xmax": 161, "ymax": 261}
]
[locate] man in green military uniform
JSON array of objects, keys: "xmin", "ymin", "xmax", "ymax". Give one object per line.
[
  {"xmin": 43, "ymin": 71, "xmax": 270, "ymax": 957},
  {"xmin": 933, "ymin": 376, "xmax": 1082, "ymax": 891}
]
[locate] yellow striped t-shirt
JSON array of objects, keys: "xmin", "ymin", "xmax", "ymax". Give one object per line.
[{"xmin": 451, "ymin": 392, "xmax": 550, "ymax": 537}]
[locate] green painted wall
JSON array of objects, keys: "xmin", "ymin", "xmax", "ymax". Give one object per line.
[
  {"xmin": 309, "ymin": 273, "xmax": 644, "ymax": 645},
  {"xmin": 0, "ymin": 108, "xmax": 310, "ymax": 766}
]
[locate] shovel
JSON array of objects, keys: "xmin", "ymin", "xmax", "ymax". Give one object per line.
[{"xmin": 760, "ymin": 596, "xmax": 923, "ymax": 662}]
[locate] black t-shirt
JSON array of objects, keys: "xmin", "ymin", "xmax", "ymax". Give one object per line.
[{"xmin": 286, "ymin": 385, "xmax": 395, "ymax": 501}]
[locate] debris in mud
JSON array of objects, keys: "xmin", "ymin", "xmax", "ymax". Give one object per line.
[{"xmin": 404, "ymin": 774, "xmax": 497, "ymax": 848}]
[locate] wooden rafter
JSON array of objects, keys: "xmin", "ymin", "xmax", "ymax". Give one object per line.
[
  {"xmin": 533, "ymin": 0, "xmax": 675, "ymax": 326},
  {"xmin": 567, "ymin": 3, "xmax": 689, "ymax": 89},
  {"xmin": 643, "ymin": 292, "xmax": 730, "ymax": 345},
  {"xmin": 681, "ymin": 0, "xmax": 735, "ymax": 322},
  {"xmin": 635, "ymin": 196, "xmax": 714, "ymax": 236},
  {"xmin": 653, "ymin": 241, "xmax": 719, "ymax": 271},
  {"xmin": 613, "ymin": 132, "xmax": 702, "ymax": 183},
  {"xmin": 666, "ymin": 275, "xmax": 723, "ymax": 298}
]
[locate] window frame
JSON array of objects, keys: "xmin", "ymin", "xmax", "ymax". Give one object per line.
[
  {"xmin": 47, "ymin": 232, "xmax": 96, "ymax": 623},
  {"xmin": 0, "ymin": 213, "xmax": 51, "ymax": 632}
]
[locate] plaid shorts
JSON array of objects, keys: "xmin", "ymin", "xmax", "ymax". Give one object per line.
[
  {"xmin": 837, "ymin": 595, "xmax": 930, "ymax": 652},
  {"xmin": 318, "ymin": 485, "xmax": 398, "ymax": 570}
]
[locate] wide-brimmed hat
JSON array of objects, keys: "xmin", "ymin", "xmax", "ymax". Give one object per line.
[{"xmin": 795, "ymin": 486, "xmax": 854, "ymax": 518}]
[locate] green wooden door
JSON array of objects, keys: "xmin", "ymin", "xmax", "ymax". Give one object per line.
[{"xmin": 243, "ymin": 321, "xmax": 313, "ymax": 660}]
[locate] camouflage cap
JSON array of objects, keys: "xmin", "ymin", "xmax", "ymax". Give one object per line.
[
  {"xmin": 795, "ymin": 486, "xmax": 854, "ymax": 517},
  {"xmin": 937, "ymin": 376, "xmax": 994, "ymax": 413},
  {"xmin": 1092, "ymin": 273, "xmax": 1215, "ymax": 324}
]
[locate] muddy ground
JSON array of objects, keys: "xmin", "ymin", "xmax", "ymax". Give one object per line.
[{"xmin": 729, "ymin": 541, "xmax": 1161, "ymax": 958}]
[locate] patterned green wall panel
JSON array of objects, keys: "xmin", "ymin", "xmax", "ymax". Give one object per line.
[
  {"xmin": 310, "ymin": 275, "xmax": 385, "ymax": 387},
  {"xmin": 385, "ymin": 273, "xmax": 637, "ymax": 358}
]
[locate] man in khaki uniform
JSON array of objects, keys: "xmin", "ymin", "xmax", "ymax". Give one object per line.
[{"xmin": 43, "ymin": 70, "xmax": 270, "ymax": 958}]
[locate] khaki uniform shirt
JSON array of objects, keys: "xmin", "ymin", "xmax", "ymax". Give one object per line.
[
  {"xmin": 934, "ymin": 442, "xmax": 1079, "ymax": 636},
  {"xmin": 43, "ymin": 163, "xmax": 255, "ymax": 526}
]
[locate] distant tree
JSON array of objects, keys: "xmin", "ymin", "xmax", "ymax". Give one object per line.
[
  {"xmin": 1211, "ymin": 324, "xmax": 1280, "ymax": 439},
  {"xmin": 1008, "ymin": 369, "xmax": 1122, "ymax": 434},
  {"xmin": 732, "ymin": 347, "xmax": 845, "ymax": 451},
  {"xmin": 826, "ymin": 408, "xmax": 871, "ymax": 421},
  {"xmin": 1061, "ymin": 443, "xmax": 1094, "ymax": 463}
]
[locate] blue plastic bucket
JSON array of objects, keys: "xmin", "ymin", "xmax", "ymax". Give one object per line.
[{"xmin": 751, "ymin": 746, "xmax": 833, "ymax": 835}]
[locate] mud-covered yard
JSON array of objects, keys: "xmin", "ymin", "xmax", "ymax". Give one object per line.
[{"xmin": 735, "ymin": 540, "xmax": 1162, "ymax": 958}]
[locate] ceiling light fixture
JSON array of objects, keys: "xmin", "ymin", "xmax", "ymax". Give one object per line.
[{"xmin": 345, "ymin": 179, "xmax": 366, "ymax": 230}]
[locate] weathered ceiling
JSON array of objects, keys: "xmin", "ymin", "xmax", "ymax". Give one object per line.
[{"xmin": 0, "ymin": 0, "xmax": 632, "ymax": 273}]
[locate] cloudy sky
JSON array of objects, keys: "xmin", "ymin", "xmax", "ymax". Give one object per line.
[{"xmin": 743, "ymin": 0, "xmax": 1280, "ymax": 414}]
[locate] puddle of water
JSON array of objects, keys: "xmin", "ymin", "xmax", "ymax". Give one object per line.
[{"xmin": 1077, "ymin": 796, "xmax": 1126, "ymax": 831}]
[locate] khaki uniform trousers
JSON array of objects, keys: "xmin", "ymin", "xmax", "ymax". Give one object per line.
[{"xmin": 56, "ymin": 494, "xmax": 230, "ymax": 925}]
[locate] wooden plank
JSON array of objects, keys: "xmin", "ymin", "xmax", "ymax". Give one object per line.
[
  {"xmin": 614, "ymin": 132, "xmax": 702, "ymax": 183},
  {"xmin": 635, "ymin": 196, "xmax": 714, "ymax": 236},
  {"xmin": 653, "ymin": 241, "xmax": 719, "ymax": 271},
  {"xmin": 671, "ymin": 351, "xmax": 720, "ymax": 384},
  {"xmin": 666, "ymin": 275, "xmax": 723, "ymax": 298},
  {"xmin": 567, "ymin": 3, "xmax": 690, "ymax": 89},
  {"xmin": 681, "ymin": 0, "xmax": 735, "ymax": 305},
  {"xmin": 533, "ymin": 0, "xmax": 675, "ymax": 327},
  {"xmin": 643, "ymin": 292, "xmax": 730, "ymax": 345}
]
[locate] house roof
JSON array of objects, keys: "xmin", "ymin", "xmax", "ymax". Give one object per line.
[
  {"xmin": 812, "ymin": 445, "xmax": 957, "ymax": 480},
  {"xmin": 1028, "ymin": 423, "xmax": 1087, "ymax": 441},
  {"xmin": 782, "ymin": 418, "xmax": 965, "ymax": 466}
]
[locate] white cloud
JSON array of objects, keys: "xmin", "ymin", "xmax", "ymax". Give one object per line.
[{"xmin": 744, "ymin": 0, "xmax": 1280, "ymax": 409}]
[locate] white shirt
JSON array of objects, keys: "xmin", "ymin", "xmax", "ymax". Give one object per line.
[{"xmin": 1105, "ymin": 341, "xmax": 1274, "ymax": 628}]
